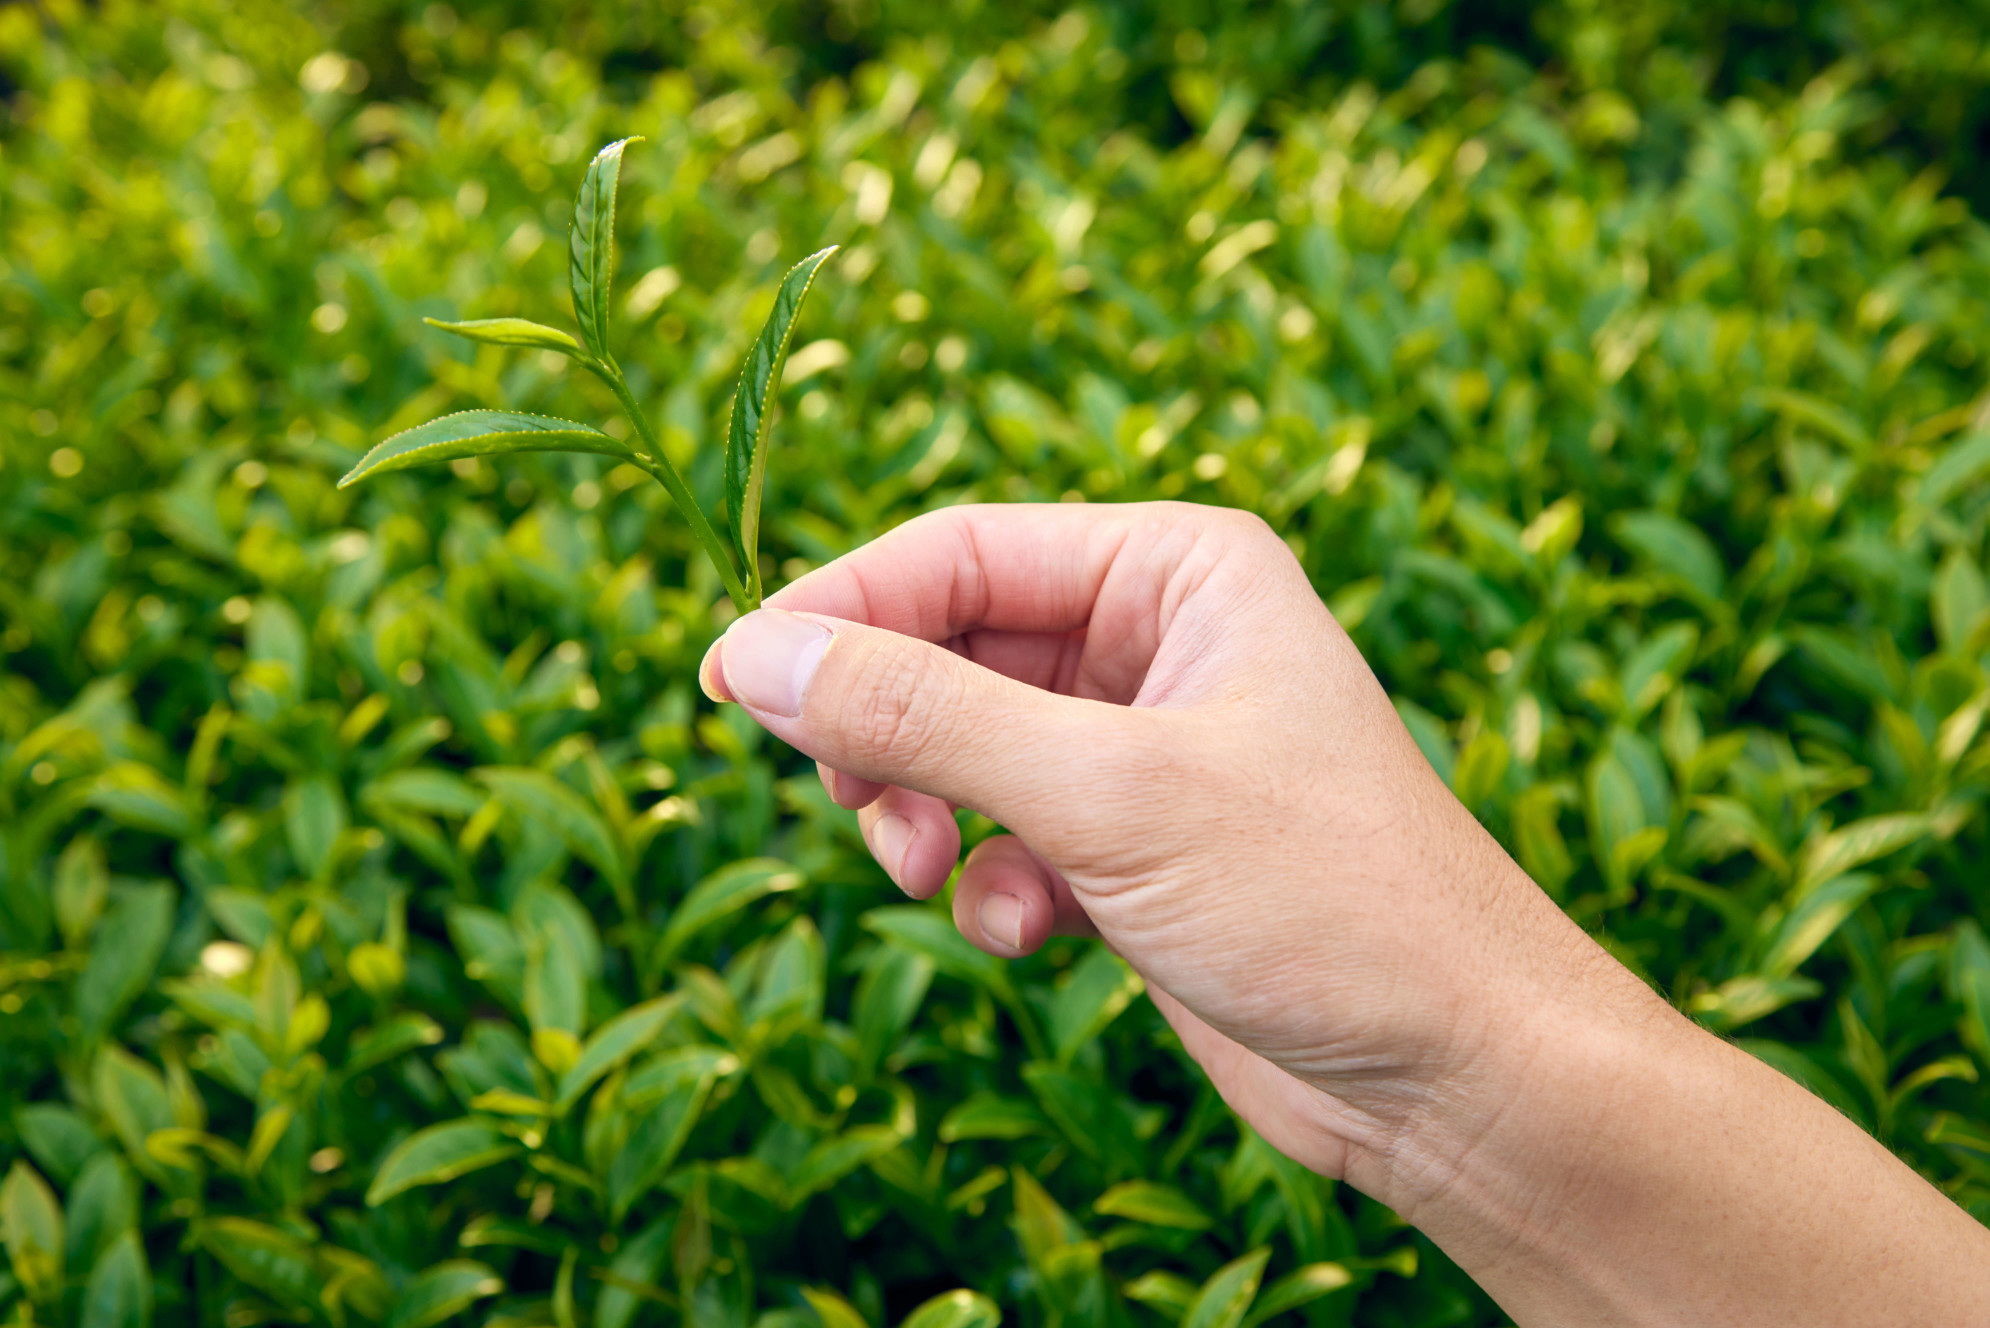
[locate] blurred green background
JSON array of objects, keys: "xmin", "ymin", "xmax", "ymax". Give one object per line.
[{"xmin": 3, "ymin": 1, "xmax": 1990, "ymax": 1325}]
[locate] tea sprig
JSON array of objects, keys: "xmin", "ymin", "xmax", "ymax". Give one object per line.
[{"xmin": 338, "ymin": 137, "xmax": 834, "ymax": 615}]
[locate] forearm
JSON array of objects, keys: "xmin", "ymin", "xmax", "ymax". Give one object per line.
[{"xmin": 1350, "ymin": 900, "xmax": 1990, "ymax": 1326}]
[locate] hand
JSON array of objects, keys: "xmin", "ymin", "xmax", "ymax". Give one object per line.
[{"xmin": 701, "ymin": 501, "xmax": 1990, "ymax": 1327}]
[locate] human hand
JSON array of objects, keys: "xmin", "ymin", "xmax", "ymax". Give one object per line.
[
  {"xmin": 700, "ymin": 501, "xmax": 1990, "ymax": 1326},
  {"xmin": 698, "ymin": 501, "xmax": 1604, "ymax": 1174}
]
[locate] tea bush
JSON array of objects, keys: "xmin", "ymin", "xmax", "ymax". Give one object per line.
[{"xmin": 2, "ymin": 2, "xmax": 1989, "ymax": 1326}]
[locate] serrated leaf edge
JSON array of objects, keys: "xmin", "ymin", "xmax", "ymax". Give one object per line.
[
  {"xmin": 724, "ymin": 244, "xmax": 839, "ymax": 602},
  {"xmin": 338, "ymin": 410, "xmax": 625, "ymax": 489}
]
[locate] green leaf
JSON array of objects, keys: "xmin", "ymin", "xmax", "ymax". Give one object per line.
[
  {"xmin": 656, "ymin": 858, "xmax": 803, "ymax": 966},
  {"xmin": 790, "ymin": 1125, "xmax": 900, "ymax": 1202},
  {"xmin": 1240, "ymin": 1263, "xmax": 1353, "ymax": 1327},
  {"xmin": 1093, "ymin": 1180, "xmax": 1211, "ymax": 1230},
  {"xmin": 74, "ymin": 883, "xmax": 173, "ymax": 1044},
  {"xmin": 802, "ymin": 1287, "xmax": 872, "ymax": 1328},
  {"xmin": 388, "ymin": 1259, "xmax": 505, "ymax": 1328},
  {"xmin": 1949, "ymin": 922, "xmax": 1990, "ymax": 1068},
  {"xmin": 898, "ymin": 1289, "xmax": 1001, "ymax": 1328},
  {"xmin": 197, "ymin": 1217, "xmax": 316, "ymax": 1308},
  {"xmin": 366, "ymin": 1119, "xmax": 519, "ymax": 1206},
  {"xmin": 1761, "ymin": 873, "xmax": 1880, "ymax": 977},
  {"xmin": 724, "ymin": 245, "xmax": 838, "ymax": 603},
  {"xmin": 424, "ymin": 317, "xmax": 589, "ymax": 358},
  {"xmin": 862, "ymin": 905, "xmax": 1013, "ymax": 998},
  {"xmin": 852, "ymin": 945, "xmax": 933, "ymax": 1074},
  {"xmin": 477, "ymin": 767, "xmax": 630, "ymax": 902},
  {"xmin": 608, "ymin": 1076, "xmax": 715, "ymax": 1222},
  {"xmin": 2, "ymin": 1161, "xmax": 64, "ymax": 1301},
  {"xmin": 1049, "ymin": 944, "xmax": 1144, "ymax": 1064},
  {"xmin": 1795, "ymin": 813, "xmax": 1932, "ymax": 894},
  {"xmin": 284, "ymin": 775, "xmax": 347, "ymax": 881},
  {"xmin": 343, "ymin": 1013, "xmax": 446, "ymax": 1079},
  {"xmin": 1123, "ymin": 1271, "xmax": 1199, "ymax": 1318},
  {"xmin": 524, "ymin": 919, "xmax": 588, "ymax": 1041},
  {"xmin": 570, "ymin": 137, "xmax": 642, "ymax": 361},
  {"xmin": 593, "ymin": 1217, "xmax": 671, "ymax": 1328},
  {"xmin": 65, "ymin": 1154, "xmax": 137, "ymax": 1274},
  {"xmin": 78, "ymin": 1231, "xmax": 151, "ymax": 1328},
  {"xmin": 1010, "ymin": 1166, "xmax": 1083, "ymax": 1269},
  {"xmin": 937, "ymin": 1093, "xmax": 1049, "ymax": 1143},
  {"xmin": 92, "ymin": 1048, "xmax": 172, "ymax": 1179},
  {"xmin": 338, "ymin": 410, "xmax": 629, "ymax": 489},
  {"xmin": 15, "ymin": 1105, "xmax": 104, "ymax": 1188},
  {"xmin": 555, "ymin": 994, "xmax": 684, "ymax": 1111},
  {"xmin": 1181, "ymin": 1248, "xmax": 1271, "ymax": 1328},
  {"xmin": 1610, "ymin": 510, "xmax": 1725, "ymax": 603}
]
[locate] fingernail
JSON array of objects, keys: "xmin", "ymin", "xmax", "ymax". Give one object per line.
[
  {"xmin": 978, "ymin": 892, "xmax": 1026, "ymax": 953},
  {"xmin": 718, "ymin": 610, "xmax": 831, "ymax": 717},
  {"xmin": 697, "ymin": 639, "xmax": 732, "ymax": 703},
  {"xmin": 869, "ymin": 813, "xmax": 917, "ymax": 888}
]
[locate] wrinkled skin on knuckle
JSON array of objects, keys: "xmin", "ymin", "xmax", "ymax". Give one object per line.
[{"xmin": 831, "ymin": 634, "xmax": 961, "ymax": 780}]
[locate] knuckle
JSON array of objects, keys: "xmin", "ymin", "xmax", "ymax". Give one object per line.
[{"xmin": 843, "ymin": 639, "xmax": 954, "ymax": 768}]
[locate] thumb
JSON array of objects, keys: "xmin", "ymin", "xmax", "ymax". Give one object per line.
[{"xmin": 701, "ymin": 608, "xmax": 1127, "ymax": 835}]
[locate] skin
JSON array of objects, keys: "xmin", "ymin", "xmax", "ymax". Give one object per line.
[{"xmin": 698, "ymin": 501, "xmax": 1990, "ymax": 1326}]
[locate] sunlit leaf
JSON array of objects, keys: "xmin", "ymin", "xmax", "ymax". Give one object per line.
[
  {"xmin": 724, "ymin": 245, "xmax": 837, "ymax": 603},
  {"xmin": 570, "ymin": 137, "xmax": 642, "ymax": 361},
  {"xmin": 339, "ymin": 410, "xmax": 630, "ymax": 488}
]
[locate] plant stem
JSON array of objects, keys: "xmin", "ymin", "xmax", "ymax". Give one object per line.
[{"xmin": 596, "ymin": 363, "xmax": 753, "ymax": 614}]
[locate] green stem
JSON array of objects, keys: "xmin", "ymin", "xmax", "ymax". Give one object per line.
[{"xmin": 595, "ymin": 362, "xmax": 752, "ymax": 613}]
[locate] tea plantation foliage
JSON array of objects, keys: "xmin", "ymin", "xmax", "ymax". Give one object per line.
[{"xmin": 4, "ymin": 1, "xmax": 1990, "ymax": 1325}]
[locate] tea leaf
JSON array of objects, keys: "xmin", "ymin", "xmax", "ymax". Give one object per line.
[
  {"xmin": 1181, "ymin": 1248, "xmax": 1271, "ymax": 1328},
  {"xmin": 570, "ymin": 137, "xmax": 642, "ymax": 362},
  {"xmin": 339, "ymin": 410, "xmax": 631, "ymax": 488},
  {"xmin": 655, "ymin": 858, "xmax": 803, "ymax": 966},
  {"xmin": 724, "ymin": 245, "xmax": 837, "ymax": 604},
  {"xmin": 1240, "ymin": 1263, "xmax": 1353, "ymax": 1327},
  {"xmin": 424, "ymin": 317, "xmax": 591, "ymax": 359},
  {"xmin": 802, "ymin": 1287, "xmax": 872, "ymax": 1328},
  {"xmin": 1, "ymin": 1161, "xmax": 64, "ymax": 1301},
  {"xmin": 937, "ymin": 1094, "xmax": 1049, "ymax": 1143},
  {"xmin": 78, "ymin": 1231, "xmax": 151, "ymax": 1328},
  {"xmin": 366, "ymin": 1119, "xmax": 518, "ymax": 1206},
  {"xmin": 387, "ymin": 1259, "xmax": 505, "ymax": 1328},
  {"xmin": 196, "ymin": 1217, "xmax": 317, "ymax": 1308},
  {"xmin": 74, "ymin": 884, "xmax": 174, "ymax": 1044},
  {"xmin": 554, "ymin": 994, "xmax": 684, "ymax": 1111},
  {"xmin": 898, "ymin": 1289, "xmax": 1001, "ymax": 1328},
  {"xmin": 609, "ymin": 1077, "xmax": 714, "ymax": 1222},
  {"xmin": 1048, "ymin": 945, "xmax": 1144, "ymax": 1064},
  {"xmin": 1093, "ymin": 1180, "xmax": 1211, "ymax": 1230}
]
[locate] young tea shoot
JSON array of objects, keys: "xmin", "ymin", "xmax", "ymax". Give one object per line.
[{"xmin": 337, "ymin": 137, "xmax": 835, "ymax": 614}]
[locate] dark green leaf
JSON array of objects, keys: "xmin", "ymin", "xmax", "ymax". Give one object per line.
[
  {"xmin": 1049, "ymin": 945, "xmax": 1143, "ymax": 1063},
  {"xmin": 656, "ymin": 858, "xmax": 803, "ymax": 965},
  {"xmin": 366, "ymin": 1119, "xmax": 518, "ymax": 1206},
  {"xmin": 387, "ymin": 1259, "xmax": 505, "ymax": 1328},
  {"xmin": 78, "ymin": 1231, "xmax": 151, "ymax": 1328},
  {"xmin": 724, "ymin": 246, "xmax": 837, "ymax": 603},
  {"xmin": 555, "ymin": 994, "xmax": 683, "ymax": 1111}
]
